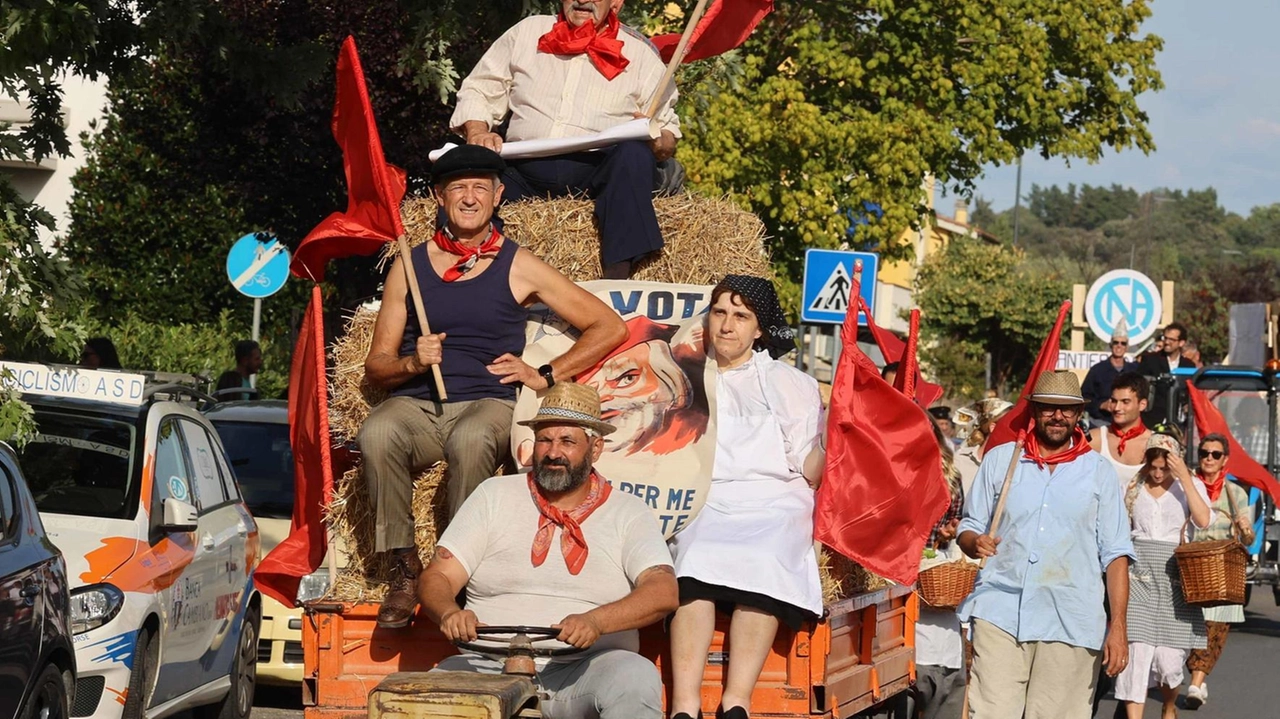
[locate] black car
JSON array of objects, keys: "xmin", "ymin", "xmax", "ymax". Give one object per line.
[{"xmin": 0, "ymin": 441, "xmax": 75, "ymax": 719}]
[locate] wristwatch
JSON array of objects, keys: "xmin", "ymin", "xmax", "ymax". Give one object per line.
[{"xmin": 538, "ymin": 364, "xmax": 556, "ymax": 388}]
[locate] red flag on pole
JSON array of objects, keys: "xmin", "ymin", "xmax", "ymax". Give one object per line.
[
  {"xmin": 814, "ymin": 289, "xmax": 951, "ymax": 585},
  {"xmin": 255, "ymin": 286, "xmax": 335, "ymax": 608},
  {"xmin": 858, "ymin": 295, "xmax": 944, "ymax": 408},
  {"xmin": 651, "ymin": 0, "xmax": 774, "ymax": 63},
  {"xmin": 291, "ymin": 36, "xmax": 407, "ymax": 281},
  {"xmin": 984, "ymin": 301, "xmax": 1072, "ymax": 451},
  {"xmin": 892, "ymin": 310, "xmax": 922, "ymax": 400},
  {"xmin": 1187, "ymin": 383, "xmax": 1280, "ymax": 502}
]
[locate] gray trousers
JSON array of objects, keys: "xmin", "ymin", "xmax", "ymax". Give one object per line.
[
  {"xmin": 433, "ymin": 650, "xmax": 662, "ymax": 719},
  {"xmin": 914, "ymin": 664, "xmax": 965, "ymax": 719},
  {"xmin": 356, "ymin": 395, "xmax": 514, "ymax": 552}
]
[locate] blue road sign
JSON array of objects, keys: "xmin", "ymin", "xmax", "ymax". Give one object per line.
[
  {"xmin": 1084, "ymin": 269, "xmax": 1163, "ymax": 345},
  {"xmin": 226, "ymin": 233, "xmax": 290, "ymax": 299},
  {"xmin": 801, "ymin": 249, "xmax": 879, "ymax": 325}
]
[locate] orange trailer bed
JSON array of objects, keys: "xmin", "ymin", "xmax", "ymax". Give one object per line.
[{"xmin": 301, "ymin": 584, "xmax": 917, "ymax": 719}]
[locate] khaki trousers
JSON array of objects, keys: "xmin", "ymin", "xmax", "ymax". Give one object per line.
[
  {"xmin": 967, "ymin": 619, "xmax": 1100, "ymax": 719},
  {"xmin": 356, "ymin": 395, "xmax": 514, "ymax": 552}
]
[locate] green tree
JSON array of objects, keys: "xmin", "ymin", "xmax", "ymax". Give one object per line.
[
  {"xmin": 658, "ymin": 0, "xmax": 1161, "ymax": 281},
  {"xmin": 915, "ymin": 238, "xmax": 1070, "ymax": 397}
]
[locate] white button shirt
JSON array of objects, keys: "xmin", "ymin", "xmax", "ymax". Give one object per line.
[
  {"xmin": 1130, "ymin": 478, "xmax": 1214, "ymax": 542},
  {"xmin": 450, "ymin": 16, "xmax": 681, "ymax": 142}
]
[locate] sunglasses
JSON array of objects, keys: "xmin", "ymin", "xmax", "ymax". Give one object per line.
[
  {"xmin": 1199, "ymin": 450, "xmax": 1226, "ymax": 460},
  {"xmin": 1111, "ymin": 341, "xmax": 1128, "ymax": 347}
]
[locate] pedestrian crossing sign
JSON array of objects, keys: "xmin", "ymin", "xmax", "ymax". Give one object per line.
[{"xmin": 801, "ymin": 249, "xmax": 878, "ymax": 325}]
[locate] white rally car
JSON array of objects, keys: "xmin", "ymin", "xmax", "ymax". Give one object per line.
[{"xmin": 3, "ymin": 362, "xmax": 261, "ymax": 719}]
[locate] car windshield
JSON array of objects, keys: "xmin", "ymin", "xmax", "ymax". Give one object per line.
[
  {"xmin": 211, "ymin": 420, "xmax": 294, "ymax": 519},
  {"xmin": 18, "ymin": 411, "xmax": 137, "ymax": 519}
]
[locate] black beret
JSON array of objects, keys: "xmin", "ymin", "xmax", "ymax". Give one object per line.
[
  {"xmin": 928, "ymin": 406, "xmax": 953, "ymax": 420},
  {"xmin": 431, "ymin": 144, "xmax": 507, "ymax": 185}
]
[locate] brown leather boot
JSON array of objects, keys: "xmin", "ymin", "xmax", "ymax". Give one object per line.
[{"xmin": 376, "ymin": 549, "xmax": 422, "ymax": 629}]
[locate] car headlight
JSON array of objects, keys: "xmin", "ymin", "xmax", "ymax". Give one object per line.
[
  {"xmin": 295, "ymin": 571, "xmax": 332, "ymax": 605},
  {"xmin": 70, "ymin": 584, "xmax": 124, "ymax": 635}
]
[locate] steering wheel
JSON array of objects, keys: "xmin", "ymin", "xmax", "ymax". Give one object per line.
[{"xmin": 454, "ymin": 625, "xmax": 585, "ymax": 658}]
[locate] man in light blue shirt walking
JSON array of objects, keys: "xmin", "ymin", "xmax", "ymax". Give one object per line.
[{"xmin": 958, "ymin": 370, "xmax": 1135, "ymax": 719}]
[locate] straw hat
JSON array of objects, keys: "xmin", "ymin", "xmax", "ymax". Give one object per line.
[
  {"xmin": 517, "ymin": 382, "xmax": 617, "ymax": 436},
  {"xmin": 1028, "ymin": 370, "xmax": 1086, "ymax": 406}
]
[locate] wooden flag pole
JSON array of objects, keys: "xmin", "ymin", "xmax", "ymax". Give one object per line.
[
  {"xmin": 396, "ymin": 235, "xmax": 448, "ymax": 401},
  {"xmin": 978, "ymin": 434, "xmax": 1026, "ymax": 568},
  {"xmin": 644, "ymin": 0, "xmax": 713, "ymax": 122}
]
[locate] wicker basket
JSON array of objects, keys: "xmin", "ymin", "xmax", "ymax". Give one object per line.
[
  {"xmin": 917, "ymin": 559, "xmax": 979, "ymax": 609},
  {"xmin": 1175, "ymin": 514, "xmax": 1248, "ymax": 608}
]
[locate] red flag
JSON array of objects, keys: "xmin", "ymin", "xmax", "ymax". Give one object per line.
[
  {"xmin": 892, "ymin": 309, "xmax": 921, "ymax": 400},
  {"xmin": 651, "ymin": 0, "xmax": 773, "ymax": 63},
  {"xmin": 255, "ymin": 286, "xmax": 335, "ymax": 607},
  {"xmin": 984, "ymin": 301, "xmax": 1071, "ymax": 451},
  {"xmin": 859, "ymin": 295, "xmax": 944, "ymax": 408},
  {"xmin": 814, "ymin": 286, "xmax": 951, "ymax": 585},
  {"xmin": 1187, "ymin": 383, "xmax": 1280, "ymax": 501},
  {"xmin": 291, "ymin": 36, "xmax": 407, "ymax": 281}
]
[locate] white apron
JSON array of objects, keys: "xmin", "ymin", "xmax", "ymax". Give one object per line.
[{"xmin": 669, "ymin": 362, "xmax": 824, "ymax": 616}]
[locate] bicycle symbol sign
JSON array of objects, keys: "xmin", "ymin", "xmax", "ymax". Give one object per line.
[{"xmin": 1084, "ymin": 269, "xmax": 1163, "ymax": 345}]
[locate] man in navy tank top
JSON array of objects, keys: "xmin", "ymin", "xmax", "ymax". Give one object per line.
[{"xmin": 358, "ymin": 145, "xmax": 628, "ymax": 629}]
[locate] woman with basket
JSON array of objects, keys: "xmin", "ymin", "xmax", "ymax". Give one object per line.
[
  {"xmin": 912, "ymin": 419, "xmax": 975, "ymax": 719},
  {"xmin": 1184, "ymin": 434, "xmax": 1256, "ymax": 710},
  {"xmin": 1114, "ymin": 429, "xmax": 1213, "ymax": 719}
]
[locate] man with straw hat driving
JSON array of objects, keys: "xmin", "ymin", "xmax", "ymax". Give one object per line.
[
  {"xmin": 418, "ymin": 382, "xmax": 678, "ymax": 719},
  {"xmin": 957, "ymin": 371, "xmax": 1135, "ymax": 718}
]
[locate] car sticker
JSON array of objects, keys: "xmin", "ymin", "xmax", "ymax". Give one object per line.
[{"xmin": 168, "ymin": 475, "xmax": 189, "ymax": 501}]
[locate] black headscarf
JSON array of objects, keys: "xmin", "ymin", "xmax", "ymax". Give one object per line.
[{"xmin": 714, "ymin": 274, "xmax": 796, "ymax": 360}]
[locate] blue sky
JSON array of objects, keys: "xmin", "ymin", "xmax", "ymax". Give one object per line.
[{"xmin": 974, "ymin": 0, "xmax": 1280, "ymax": 216}]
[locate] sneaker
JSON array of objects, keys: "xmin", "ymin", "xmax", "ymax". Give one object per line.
[{"xmin": 1185, "ymin": 683, "xmax": 1206, "ymax": 710}]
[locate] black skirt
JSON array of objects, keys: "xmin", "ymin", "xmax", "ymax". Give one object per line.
[{"xmin": 678, "ymin": 577, "xmax": 819, "ymax": 631}]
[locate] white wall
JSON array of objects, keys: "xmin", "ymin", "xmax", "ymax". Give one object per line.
[{"xmin": 1, "ymin": 73, "xmax": 110, "ymax": 250}]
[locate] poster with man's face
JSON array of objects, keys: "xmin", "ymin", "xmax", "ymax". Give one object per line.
[{"xmin": 514, "ymin": 281, "xmax": 717, "ymax": 537}]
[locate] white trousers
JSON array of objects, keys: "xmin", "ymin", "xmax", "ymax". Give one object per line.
[{"xmin": 1113, "ymin": 642, "xmax": 1187, "ymax": 702}]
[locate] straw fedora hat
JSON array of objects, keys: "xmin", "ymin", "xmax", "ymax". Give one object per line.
[
  {"xmin": 517, "ymin": 382, "xmax": 617, "ymax": 436},
  {"xmin": 1028, "ymin": 370, "xmax": 1086, "ymax": 406}
]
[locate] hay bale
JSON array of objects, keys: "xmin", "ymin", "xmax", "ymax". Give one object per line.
[
  {"xmin": 329, "ymin": 306, "xmax": 384, "ymax": 443},
  {"xmin": 324, "ymin": 461, "xmax": 448, "ymax": 603},
  {"xmin": 397, "ymin": 194, "xmax": 773, "ymax": 283},
  {"xmin": 819, "ymin": 548, "xmax": 893, "ymax": 605}
]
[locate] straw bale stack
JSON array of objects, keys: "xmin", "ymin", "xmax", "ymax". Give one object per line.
[{"xmin": 397, "ymin": 194, "xmax": 772, "ymax": 283}]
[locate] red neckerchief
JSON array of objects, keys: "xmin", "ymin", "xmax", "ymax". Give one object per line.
[
  {"xmin": 1198, "ymin": 468, "xmax": 1226, "ymax": 502},
  {"xmin": 431, "ymin": 225, "xmax": 502, "ymax": 282},
  {"xmin": 1023, "ymin": 426, "xmax": 1094, "ymax": 469},
  {"xmin": 528, "ymin": 471, "xmax": 612, "ymax": 575},
  {"xmin": 1109, "ymin": 420, "xmax": 1147, "ymax": 455},
  {"xmin": 536, "ymin": 11, "xmax": 630, "ymax": 80}
]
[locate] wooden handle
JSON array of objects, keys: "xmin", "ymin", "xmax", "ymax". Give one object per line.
[
  {"xmin": 396, "ymin": 235, "xmax": 448, "ymax": 402},
  {"xmin": 644, "ymin": 0, "xmax": 713, "ymax": 122},
  {"xmin": 978, "ymin": 436, "xmax": 1026, "ymax": 569}
]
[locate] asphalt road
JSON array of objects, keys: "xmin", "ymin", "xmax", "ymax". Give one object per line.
[
  {"xmin": 250, "ymin": 685, "xmax": 305, "ymax": 719},
  {"xmin": 243, "ymin": 592, "xmax": 1280, "ymax": 719},
  {"xmin": 1096, "ymin": 586, "xmax": 1280, "ymax": 718}
]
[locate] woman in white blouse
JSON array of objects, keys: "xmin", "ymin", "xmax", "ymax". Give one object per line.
[
  {"xmin": 667, "ymin": 276, "xmax": 825, "ymax": 719},
  {"xmin": 1115, "ymin": 429, "xmax": 1213, "ymax": 719}
]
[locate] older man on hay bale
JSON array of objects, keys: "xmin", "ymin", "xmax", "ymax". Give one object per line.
[
  {"xmin": 358, "ymin": 143, "xmax": 626, "ymax": 630},
  {"xmin": 450, "ymin": 0, "xmax": 681, "ymax": 279}
]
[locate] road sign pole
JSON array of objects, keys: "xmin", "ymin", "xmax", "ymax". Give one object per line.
[
  {"xmin": 832, "ymin": 323, "xmax": 842, "ymax": 381},
  {"xmin": 807, "ymin": 325, "xmax": 817, "ymax": 377},
  {"xmin": 250, "ymin": 297, "xmax": 262, "ymax": 389}
]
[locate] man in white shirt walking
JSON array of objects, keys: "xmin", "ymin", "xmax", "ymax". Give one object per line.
[{"xmin": 450, "ymin": 0, "xmax": 682, "ymax": 279}]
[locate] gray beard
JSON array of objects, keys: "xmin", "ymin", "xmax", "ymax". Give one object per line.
[{"xmin": 533, "ymin": 458, "xmax": 592, "ymax": 493}]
